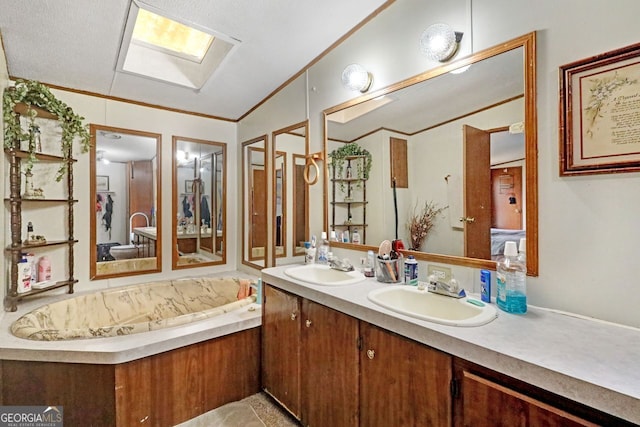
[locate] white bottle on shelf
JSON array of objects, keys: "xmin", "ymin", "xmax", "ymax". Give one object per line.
[{"xmin": 352, "ymin": 228, "xmax": 361, "ymax": 244}]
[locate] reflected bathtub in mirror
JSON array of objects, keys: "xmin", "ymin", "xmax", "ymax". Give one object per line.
[
  {"xmin": 172, "ymin": 136, "xmax": 226, "ymax": 269},
  {"xmin": 242, "ymin": 135, "xmax": 268, "ymax": 269},
  {"xmin": 90, "ymin": 125, "xmax": 162, "ymax": 279}
]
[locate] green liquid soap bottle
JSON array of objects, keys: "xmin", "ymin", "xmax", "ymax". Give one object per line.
[{"xmin": 496, "ymin": 241, "xmax": 527, "ymax": 314}]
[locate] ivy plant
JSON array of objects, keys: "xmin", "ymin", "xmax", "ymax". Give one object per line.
[
  {"xmin": 3, "ymin": 79, "xmax": 90, "ymax": 180},
  {"xmin": 328, "ymin": 142, "xmax": 372, "ymax": 191}
]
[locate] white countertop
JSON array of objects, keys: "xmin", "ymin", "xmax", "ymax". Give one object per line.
[
  {"xmin": 262, "ymin": 265, "xmax": 640, "ymax": 424},
  {"xmin": 0, "ymin": 271, "xmax": 261, "ymax": 365}
]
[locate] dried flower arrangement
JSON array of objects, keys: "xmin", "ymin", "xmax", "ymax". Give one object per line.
[{"xmin": 406, "ymin": 201, "xmax": 448, "ymax": 251}]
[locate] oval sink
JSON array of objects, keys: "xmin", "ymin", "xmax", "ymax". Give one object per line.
[
  {"xmin": 368, "ymin": 286, "xmax": 497, "ymax": 327},
  {"xmin": 285, "ymin": 264, "xmax": 366, "ymax": 286}
]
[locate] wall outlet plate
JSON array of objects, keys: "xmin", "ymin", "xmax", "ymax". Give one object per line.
[{"xmin": 427, "ymin": 265, "xmax": 452, "ymax": 283}]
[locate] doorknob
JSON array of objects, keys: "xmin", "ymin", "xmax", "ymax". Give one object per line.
[
  {"xmin": 367, "ymin": 349, "xmax": 375, "ymax": 359},
  {"xmin": 459, "ymin": 216, "xmax": 475, "ymax": 223}
]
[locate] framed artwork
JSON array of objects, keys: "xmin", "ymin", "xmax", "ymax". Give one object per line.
[
  {"xmin": 185, "ymin": 180, "xmax": 194, "ymax": 193},
  {"xmin": 96, "ymin": 175, "xmax": 109, "ymax": 191},
  {"xmin": 560, "ymin": 42, "xmax": 640, "ymax": 175}
]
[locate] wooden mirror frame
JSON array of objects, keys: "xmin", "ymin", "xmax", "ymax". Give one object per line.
[
  {"xmin": 271, "ymin": 121, "xmax": 310, "ymax": 267},
  {"xmin": 323, "ymin": 32, "xmax": 538, "ymax": 275},
  {"xmin": 171, "ymin": 136, "xmax": 227, "ymax": 270},
  {"xmin": 89, "ymin": 124, "xmax": 162, "ymax": 279},
  {"xmin": 242, "ymin": 135, "xmax": 269, "ymax": 270}
]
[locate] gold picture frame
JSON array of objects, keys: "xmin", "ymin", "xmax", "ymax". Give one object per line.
[{"xmin": 560, "ymin": 42, "xmax": 640, "ymax": 175}]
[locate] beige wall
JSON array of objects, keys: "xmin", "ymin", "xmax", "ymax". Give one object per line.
[{"xmin": 239, "ymin": 0, "xmax": 640, "ymax": 327}]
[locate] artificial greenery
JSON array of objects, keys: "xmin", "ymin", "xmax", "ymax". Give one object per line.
[
  {"xmin": 3, "ymin": 79, "xmax": 90, "ymax": 180},
  {"xmin": 328, "ymin": 142, "xmax": 372, "ymax": 191}
]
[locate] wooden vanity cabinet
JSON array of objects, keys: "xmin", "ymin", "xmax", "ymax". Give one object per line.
[
  {"xmin": 452, "ymin": 359, "xmax": 635, "ymax": 427},
  {"xmin": 359, "ymin": 322, "xmax": 452, "ymax": 426},
  {"xmin": 262, "ymin": 284, "xmax": 359, "ymax": 426},
  {"xmin": 301, "ymin": 298, "xmax": 359, "ymax": 427},
  {"xmin": 261, "ymin": 284, "xmax": 302, "ymax": 417}
]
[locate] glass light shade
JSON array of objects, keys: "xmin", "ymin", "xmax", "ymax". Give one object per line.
[
  {"xmin": 420, "ymin": 23, "xmax": 461, "ymax": 62},
  {"xmin": 341, "ymin": 64, "xmax": 373, "ymax": 93}
]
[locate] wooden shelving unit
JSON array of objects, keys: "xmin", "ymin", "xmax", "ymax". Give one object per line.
[
  {"xmin": 330, "ymin": 155, "xmax": 367, "ymax": 244},
  {"xmin": 4, "ymin": 103, "xmax": 78, "ymax": 312}
]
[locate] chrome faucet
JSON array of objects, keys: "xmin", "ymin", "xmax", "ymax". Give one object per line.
[
  {"xmin": 328, "ymin": 257, "xmax": 354, "ymax": 272},
  {"xmin": 427, "ymin": 275, "xmax": 466, "ymax": 298}
]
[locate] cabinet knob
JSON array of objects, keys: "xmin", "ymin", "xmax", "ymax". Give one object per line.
[
  {"xmin": 367, "ymin": 349, "xmax": 375, "ymax": 359},
  {"xmin": 305, "ymin": 319, "xmax": 312, "ymax": 328},
  {"xmin": 290, "ymin": 312, "xmax": 297, "ymax": 321},
  {"xmin": 459, "ymin": 216, "xmax": 475, "ymax": 224}
]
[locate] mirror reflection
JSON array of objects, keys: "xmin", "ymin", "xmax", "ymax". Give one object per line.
[
  {"xmin": 90, "ymin": 125, "xmax": 162, "ymax": 279},
  {"xmin": 172, "ymin": 136, "xmax": 226, "ymax": 269},
  {"xmin": 324, "ymin": 33, "xmax": 537, "ymax": 274},
  {"xmin": 272, "ymin": 121, "xmax": 309, "ymax": 265},
  {"xmin": 242, "ymin": 136, "xmax": 268, "ymax": 269}
]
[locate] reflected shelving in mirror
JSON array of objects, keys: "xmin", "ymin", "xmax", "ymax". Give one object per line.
[
  {"xmin": 90, "ymin": 125, "xmax": 162, "ymax": 279},
  {"xmin": 172, "ymin": 136, "xmax": 226, "ymax": 269},
  {"xmin": 323, "ymin": 32, "xmax": 538, "ymax": 275}
]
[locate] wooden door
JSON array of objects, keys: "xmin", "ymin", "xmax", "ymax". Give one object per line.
[
  {"xmin": 301, "ymin": 299, "xmax": 359, "ymax": 427},
  {"xmin": 491, "ymin": 166, "xmax": 523, "ymax": 229},
  {"xmin": 457, "ymin": 370, "xmax": 596, "ymax": 427},
  {"xmin": 463, "ymin": 125, "xmax": 492, "ymax": 259},
  {"xmin": 129, "ymin": 160, "xmax": 154, "ymax": 228},
  {"xmin": 359, "ymin": 322, "xmax": 452, "ymax": 426},
  {"xmin": 250, "ymin": 168, "xmax": 267, "ymax": 256},
  {"xmin": 262, "ymin": 285, "xmax": 301, "ymax": 418}
]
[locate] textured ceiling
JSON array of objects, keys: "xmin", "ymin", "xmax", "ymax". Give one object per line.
[{"xmin": 0, "ymin": 0, "xmax": 390, "ymax": 120}]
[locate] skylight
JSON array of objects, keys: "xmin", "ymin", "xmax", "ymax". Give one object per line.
[
  {"xmin": 132, "ymin": 9, "xmax": 213, "ymax": 63},
  {"xmin": 117, "ymin": 3, "xmax": 238, "ymax": 90}
]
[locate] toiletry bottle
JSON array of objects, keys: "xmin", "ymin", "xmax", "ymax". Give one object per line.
[
  {"xmin": 480, "ymin": 269, "xmax": 491, "ymax": 303},
  {"xmin": 330, "ymin": 230, "xmax": 339, "ymax": 242},
  {"xmin": 343, "ymin": 230, "xmax": 350, "ymax": 243},
  {"xmin": 364, "ymin": 250, "xmax": 375, "ymax": 277},
  {"xmin": 304, "ymin": 242, "xmax": 313, "ymax": 264},
  {"xmin": 26, "ymin": 221, "xmax": 34, "ymax": 243},
  {"xmin": 25, "ymin": 252, "xmax": 37, "ymax": 285},
  {"xmin": 352, "ymin": 228, "xmax": 361, "ymax": 244},
  {"xmin": 496, "ymin": 241, "xmax": 527, "ymax": 314},
  {"xmin": 517, "ymin": 237, "xmax": 527, "ymax": 264},
  {"xmin": 17, "ymin": 254, "xmax": 32, "ymax": 293},
  {"xmin": 317, "ymin": 232, "xmax": 330, "ymax": 265},
  {"xmin": 38, "ymin": 255, "xmax": 52, "ymax": 282},
  {"xmin": 404, "ymin": 255, "xmax": 418, "ymax": 285},
  {"xmin": 306, "ymin": 238, "xmax": 317, "ymax": 264}
]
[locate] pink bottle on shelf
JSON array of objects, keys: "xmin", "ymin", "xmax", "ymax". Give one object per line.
[{"xmin": 38, "ymin": 256, "xmax": 52, "ymax": 282}]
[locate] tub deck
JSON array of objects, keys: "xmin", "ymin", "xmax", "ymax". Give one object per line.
[{"xmin": 0, "ymin": 272, "xmax": 261, "ymax": 364}]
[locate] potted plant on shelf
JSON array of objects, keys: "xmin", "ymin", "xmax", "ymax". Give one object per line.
[
  {"xmin": 328, "ymin": 142, "xmax": 372, "ymax": 191},
  {"xmin": 3, "ymin": 79, "xmax": 91, "ymax": 180}
]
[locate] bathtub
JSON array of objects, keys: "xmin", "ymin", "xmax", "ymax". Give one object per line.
[{"xmin": 11, "ymin": 277, "xmax": 257, "ymax": 341}]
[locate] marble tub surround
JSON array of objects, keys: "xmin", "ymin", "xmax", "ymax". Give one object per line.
[
  {"xmin": 96, "ymin": 257, "xmax": 156, "ymax": 275},
  {"xmin": 262, "ymin": 265, "xmax": 640, "ymax": 424},
  {"xmin": 11, "ymin": 277, "xmax": 257, "ymax": 341}
]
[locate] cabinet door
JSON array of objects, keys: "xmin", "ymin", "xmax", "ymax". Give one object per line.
[
  {"xmin": 360, "ymin": 322, "xmax": 453, "ymax": 426},
  {"xmin": 458, "ymin": 370, "xmax": 596, "ymax": 427},
  {"xmin": 301, "ymin": 299, "xmax": 359, "ymax": 427},
  {"xmin": 262, "ymin": 285, "xmax": 301, "ymax": 417}
]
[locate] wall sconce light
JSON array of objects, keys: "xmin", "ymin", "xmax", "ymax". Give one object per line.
[
  {"xmin": 341, "ymin": 63, "xmax": 373, "ymax": 93},
  {"xmin": 419, "ymin": 23, "xmax": 463, "ymax": 62}
]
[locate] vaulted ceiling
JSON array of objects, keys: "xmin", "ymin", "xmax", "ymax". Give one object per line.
[{"xmin": 0, "ymin": 0, "xmax": 391, "ymax": 120}]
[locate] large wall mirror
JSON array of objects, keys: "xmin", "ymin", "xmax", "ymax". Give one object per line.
[
  {"xmin": 242, "ymin": 135, "xmax": 268, "ymax": 269},
  {"xmin": 90, "ymin": 125, "xmax": 162, "ymax": 279},
  {"xmin": 272, "ymin": 121, "xmax": 309, "ymax": 266},
  {"xmin": 172, "ymin": 136, "xmax": 226, "ymax": 269},
  {"xmin": 323, "ymin": 32, "xmax": 538, "ymax": 275}
]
